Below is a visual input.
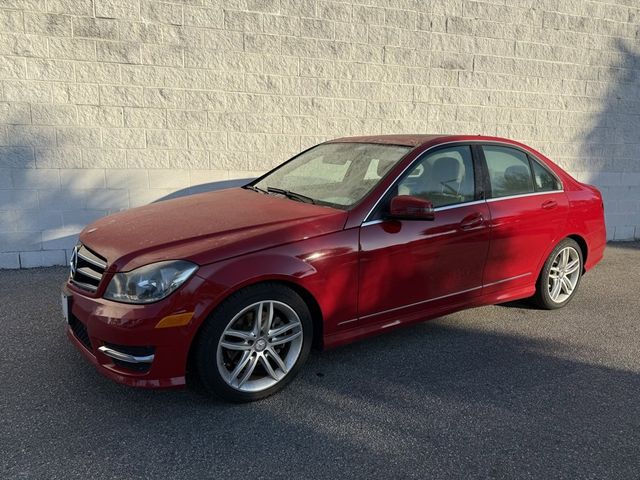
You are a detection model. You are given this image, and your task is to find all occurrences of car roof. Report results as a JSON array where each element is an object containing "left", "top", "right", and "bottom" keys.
[
  {"left": 327, "top": 134, "right": 521, "bottom": 149},
  {"left": 327, "top": 134, "right": 445, "bottom": 147}
]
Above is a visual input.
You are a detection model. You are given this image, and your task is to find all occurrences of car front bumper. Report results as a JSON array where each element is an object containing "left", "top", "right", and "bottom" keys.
[{"left": 62, "top": 276, "right": 212, "bottom": 389}]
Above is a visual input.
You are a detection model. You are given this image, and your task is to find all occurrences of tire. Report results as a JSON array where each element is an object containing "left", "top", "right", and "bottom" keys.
[
  {"left": 531, "top": 238, "right": 584, "bottom": 310},
  {"left": 194, "top": 283, "right": 313, "bottom": 402}
]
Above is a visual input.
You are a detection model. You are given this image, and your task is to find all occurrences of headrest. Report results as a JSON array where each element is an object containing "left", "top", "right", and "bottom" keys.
[
  {"left": 504, "top": 165, "right": 529, "bottom": 182},
  {"left": 431, "top": 156, "right": 462, "bottom": 180}
]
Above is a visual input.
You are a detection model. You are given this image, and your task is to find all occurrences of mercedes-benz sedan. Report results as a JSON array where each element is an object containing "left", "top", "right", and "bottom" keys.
[{"left": 63, "top": 135, "right": 606, "bottom": 402}]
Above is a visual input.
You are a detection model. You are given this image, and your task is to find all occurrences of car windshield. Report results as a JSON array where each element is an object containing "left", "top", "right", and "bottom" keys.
[{"left": 250, "top": 142, "right": 411, "bottom": 208}]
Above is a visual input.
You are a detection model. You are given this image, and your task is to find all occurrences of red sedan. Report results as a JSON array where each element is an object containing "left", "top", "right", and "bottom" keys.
[{"left": 63, "top": 135, "right": 606, "bottom": 402}]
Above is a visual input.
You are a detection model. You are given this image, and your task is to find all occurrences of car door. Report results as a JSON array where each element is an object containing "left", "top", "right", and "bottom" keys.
[
  {"left": 480, "top": 144, "right": 569, "bottom": 296},
  {"left": 357, "top": 145, "right": 491, "bottom": 325}
]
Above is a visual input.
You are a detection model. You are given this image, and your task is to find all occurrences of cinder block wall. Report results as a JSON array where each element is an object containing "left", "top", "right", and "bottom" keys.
[{"left": 1, "top": 0, "right": 639, "bottom": 268}]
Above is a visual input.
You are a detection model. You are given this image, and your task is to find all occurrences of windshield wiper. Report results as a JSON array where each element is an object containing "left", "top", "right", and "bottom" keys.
[
  {"left": 266, "top": 187, "right": 316, "bottom": 204},
  {"left": 244, "top": 185, "right": 268, "bottom": 194}
]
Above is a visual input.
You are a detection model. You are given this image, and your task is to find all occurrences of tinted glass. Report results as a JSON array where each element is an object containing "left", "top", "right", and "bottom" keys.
[
  {"left": 483, "top": 146, "right": 534, "bottom": 198},
  {"left": 397, "top": 146, "right": 475, "bottom": 208},
  {"left": 531, "top": 160, "right": 561, "bottom": 192},
  {"left": 253, "top": 143, "right": 410, "bottom": 208}
]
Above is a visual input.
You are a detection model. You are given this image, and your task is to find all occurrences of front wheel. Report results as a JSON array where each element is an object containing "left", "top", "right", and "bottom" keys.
[
  {"left": 195, "top": 284, "right": 312, "bottom": 402},
  {"left": 532, "top": 238, "right": 583, "bottom": 310}
]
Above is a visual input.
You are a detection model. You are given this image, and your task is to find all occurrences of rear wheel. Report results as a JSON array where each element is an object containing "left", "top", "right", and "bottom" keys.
[
  {"left": 532, "top": 238, "right": 583, "bottom": 310},
  {"left": 195, "top": 284, "right": 312, "bottom": 402}
]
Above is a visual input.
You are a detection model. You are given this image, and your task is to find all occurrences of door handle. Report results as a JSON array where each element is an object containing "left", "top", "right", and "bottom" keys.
[
  {"left": 460, "top": 213, "right": 484, "bottom": 230},
  {"left": 542, "top": 200, "right": 557, "bottom": 210}
]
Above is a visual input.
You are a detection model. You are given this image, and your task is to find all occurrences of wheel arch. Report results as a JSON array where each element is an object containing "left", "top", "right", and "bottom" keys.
[
  {"left": 186, "top": 278, "right": 325, "bottom": 381},
  {"left": 567, "top": 234, "right": 588, "bottom": 272}
]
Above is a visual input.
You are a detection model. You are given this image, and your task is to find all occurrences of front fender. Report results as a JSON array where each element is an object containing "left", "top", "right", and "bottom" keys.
[{"left": 192, "top": 229, "right": 360, "bottom": 338}]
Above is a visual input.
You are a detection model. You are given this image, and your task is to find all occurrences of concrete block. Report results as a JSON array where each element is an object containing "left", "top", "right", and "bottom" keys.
[
  {"left": 41, "top": 226, "right": 79, "bottom": 250},
  {"left": 614, "top": 226, "right": 635, "bottom": 241},
  {"left": 0, "top": 147, "right": 36, "bottom": 168},
  {"left": 184, "top": 6, "right": 224, "bottom": 28},
  {"left": 106, "top": 168, "right": 148, "bottom": 189},
  {"left": 0, "top": 253, "right": 20, "bottom": 269},
  {"left": 123, "top": 108, "right": 166, "bottom": 128},
  {"left": 82, "top": 149, "right": 127, "bottom": 168},
  {"left": 35, "top": 148, "right": 83, "bottom": 168},
  {"left": 167, "top": 110, "right": 207, "bottom": 130},
  {"left": 128, "top": 188, "right": 175, "bottom": 208},
  {"left": 56, "top": 127, "right": 101, "bottom": 148},
  {"left": 147, "top": 129, "right": 186, "bottom": 149},
  {"left": 224, "top": 10, "right": 262, "bottom": 32},
  {"left": 0, "top": 102, "right": 31, "bottom": 124},
  {"left": 48, "top": 37, "right": 96, "bottom": 61},
  {"left": 102, "top": 129, "right": 146, "bottom": 149},
  {"left": 188, "top": 131, "right": 227, "bottom": 150},
  {"left": 0, "top": 9, "right": 24, "bottom": 33},
  {"left": 96, "top": 40, "right": 141, "bottom": 64},
  {"left": 15, "top": 210, "right": 64, "bottom": 231},
  {"left": 0, "top": 189, "right": 38, "bottom": 210},
  {"left": 11, "top": 169, "right": 60, "bottom": 189},
  {"left": 31, "top": 104, "right": 77, "bottom": 125},
  {"left": 62, "top": 209, "right": 106, "bottom": 228},
  {"left": 77, "top": 105, "right": 123, "bottom": 127},
  {"left": 141, "top": 1, "right": 183, "bottom": 25},
  {"left": 4, "top": 80, "right": 51, "bottom": 103},
  {"left": 141, "top": 44, "right": 183, "bottom": 67},
  {"left": 126, "top": 149, "right": 169, "bottom": 168},
  {"left": 24, "top": 12, "right": 72, "bottom": 37},
  {"left": 73, "top": 17, "right": 120, "bottom": 40},
  {"left": 60, "top": 169, "right": 106, "bottom": 188},
  {"left": 83, "top": 188, "right": 129, "bottom": 210},
  {"left": 168, "top": 150, "right": 208, "bottom": 169},
  {"left": 119, "top": 21, "right": 163, "bottom": 43},
  {"left": 95, "top": 0, "right": 140, "bottom": 20},
  {"left": 20, "top": 249, "right": 67, "bottom": 267},
  {"left": 148, "top": 169, "right": 190, "bottom": 189},
  {"left": 1, "top": 231, "right": 42, "bottom": 251},
  {"left": 47, "top": 0, "right": 94, "bottom": 16}
]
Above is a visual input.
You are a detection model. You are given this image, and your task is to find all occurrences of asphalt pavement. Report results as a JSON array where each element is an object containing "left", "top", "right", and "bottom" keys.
[{"left": 1, "top": 243, "right": 639, "bottom": 479}]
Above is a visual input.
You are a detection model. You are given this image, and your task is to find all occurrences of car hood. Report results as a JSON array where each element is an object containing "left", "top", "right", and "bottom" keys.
[{"left": 79, "top": 188, "right": 348, "bottom": 271}]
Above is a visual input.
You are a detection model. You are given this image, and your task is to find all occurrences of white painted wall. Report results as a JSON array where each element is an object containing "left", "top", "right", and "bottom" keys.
[{"left": 1, "top": 0, "right": 639, "bottom": 268}]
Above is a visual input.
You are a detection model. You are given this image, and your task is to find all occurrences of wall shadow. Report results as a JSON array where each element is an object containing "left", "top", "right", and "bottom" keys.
[
  {"left": 153, "top": 178, "right": 253, "bottom": 203},
  {"left": 580, "top": 39, "right": 640, "bottom": 240}
]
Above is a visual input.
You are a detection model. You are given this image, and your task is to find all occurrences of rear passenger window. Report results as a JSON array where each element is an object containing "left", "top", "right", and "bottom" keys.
[
  {"left": 483, "top": 146, "right": 534, "bottom": 198},
  {"left": 531, "top": 160, "right": 561, "bottom": 192}
]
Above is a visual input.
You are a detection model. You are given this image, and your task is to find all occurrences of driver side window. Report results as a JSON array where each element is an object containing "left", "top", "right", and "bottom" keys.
[{"left": 397, "top": 146, "right": 475, "bottom": 208}]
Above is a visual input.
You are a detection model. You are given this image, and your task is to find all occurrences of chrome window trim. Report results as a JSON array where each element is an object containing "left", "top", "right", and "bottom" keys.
[
  {"left": 482, "top": 143, "right": 564, "bottom": 195},
  {"left": 361, "top": 139, "right": 564, "bottom": 224},
  {"left": 360, "top": 199, "right": 487, "bottom": 227},
  {"left": 527, "top": 153, "right": 564, "bottom": 192},
  {"left": 434, "top": 199, "right": 486, "bottom": 211},
  {"left": 485, "top": 189, "right": 563, "bottom": 203}
]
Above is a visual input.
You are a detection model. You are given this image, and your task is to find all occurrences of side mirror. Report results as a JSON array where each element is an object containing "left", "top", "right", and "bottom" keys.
[{"left": 389, "top": 195, "right": 435, "bottom": 221}]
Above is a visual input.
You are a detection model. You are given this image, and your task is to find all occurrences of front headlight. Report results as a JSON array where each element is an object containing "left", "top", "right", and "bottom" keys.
[{"left": 104, "top": 260, "right": 198, "bottom": 304}]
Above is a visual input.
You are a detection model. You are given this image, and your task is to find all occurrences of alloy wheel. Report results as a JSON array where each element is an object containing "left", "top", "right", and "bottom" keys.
[
  {"left": 547, "top": 246, "right": 581, "bottom": 303},
  {"left": 216, "top": 300, "right": 303, "bottom": 392}
]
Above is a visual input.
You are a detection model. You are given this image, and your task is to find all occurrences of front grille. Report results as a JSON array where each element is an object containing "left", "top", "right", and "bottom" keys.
[
  {"left": 68, "top": 314, "right": 92, "bottom": 351},
  {"left": 69, "top": 244, "right": 107, "bottom": 292}
]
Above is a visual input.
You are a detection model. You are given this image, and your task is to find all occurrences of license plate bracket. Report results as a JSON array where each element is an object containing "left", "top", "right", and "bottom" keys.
[{"left": 61, "top": 293, "right": 71, "bottom": 323}]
